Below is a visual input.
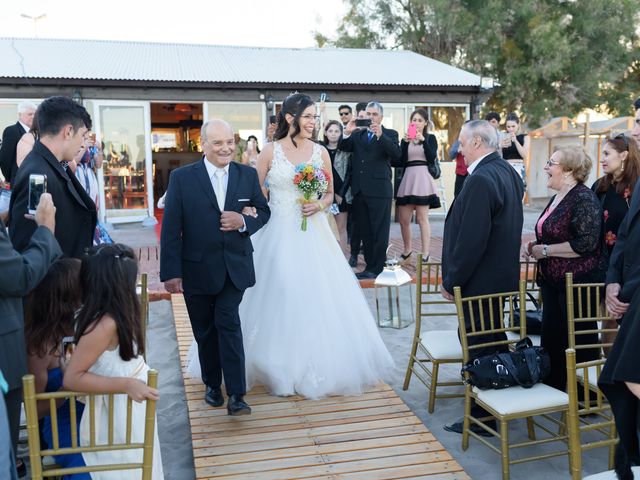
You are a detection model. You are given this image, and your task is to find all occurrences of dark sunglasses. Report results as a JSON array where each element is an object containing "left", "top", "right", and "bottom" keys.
[
  {"left": 339, "top": 111, "right": 351, "bottom": 116},
  {"left": 612, "top": 133, "right": 629, "bottom": 150}
]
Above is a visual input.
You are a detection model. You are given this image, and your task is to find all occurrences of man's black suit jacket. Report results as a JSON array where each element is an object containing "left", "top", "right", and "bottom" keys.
[
  {"left": 606, "top": 176, "right": 640, "bottom": 302},
  {"left": 8, "top": 141, "right": 97, "bottom": 258},
  {"left": 0, "top": 122, "right": 27, "bottom": 183},
  {"left": 338, "top": 126, "right": 402, "bottom": 198},
  {"left": 0, "top": 221, "right": 61, "bottom": 390},
  {"left": 160, "top": 159, "right": 270, "bottom": 295},
  {"left": 442, "top": 151, "right": 524, "bottom": 296}
]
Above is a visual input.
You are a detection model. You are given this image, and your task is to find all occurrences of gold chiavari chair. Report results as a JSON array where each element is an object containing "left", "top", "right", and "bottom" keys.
[
  {"left": 565, "top": 272, "right": 618, "bottom": 479},
  {"left": 22, "top": 370, "right": 158, "bottom": 480},
  {"left": 402, "top": 257, "right": 463, "bottom": 413},
  {"left": 137, "top": 272, "right": 149, "bottom": 359},
  {"left": 455, "top": 281, "right": 570, "bottom": 480}
]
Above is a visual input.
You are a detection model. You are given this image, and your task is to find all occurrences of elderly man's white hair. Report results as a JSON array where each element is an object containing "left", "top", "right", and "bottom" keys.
[
  {"left": 17, "top": 101, "right": 37, "bottom": 114},
  {"left": 200, "top": 119, "right": 233, "bottom": 143},
  {"left": 462, "top": 120, "right": 500, "bottom": 150}
]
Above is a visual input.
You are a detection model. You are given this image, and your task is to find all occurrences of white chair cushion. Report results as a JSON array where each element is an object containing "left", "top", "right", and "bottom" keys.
[
  {"left": 474, "top": 383, "right": 568, "bottom": 415},
  {"left": 576, "top": 365, "right": 600, "bottom": 389},
  {"left": 505, "top": 331, "right": 541, "bottom": 346},
  {"left": 584, "top": 467, "right": 640, "bottom": 480},
  {"left": 420, "top": 330, "right": 463, "bottom": 361}
]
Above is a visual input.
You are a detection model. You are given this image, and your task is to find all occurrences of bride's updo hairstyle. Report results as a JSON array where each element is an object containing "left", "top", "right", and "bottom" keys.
[{"left": 274, "top": 93, "right": 314, "bottom": 147}]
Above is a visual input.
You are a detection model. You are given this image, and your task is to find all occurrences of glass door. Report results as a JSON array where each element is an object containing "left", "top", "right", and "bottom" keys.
[{"left": 91, "top": 101, "right": 153, "bottom": 224}]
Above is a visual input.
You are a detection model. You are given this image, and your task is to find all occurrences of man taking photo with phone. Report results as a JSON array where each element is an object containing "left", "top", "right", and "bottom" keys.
[
  {"left": 339, "top": 101, "right": 402, "bottom": 279},
  {"left": 9, "top": 96, "right": 96, "bottom": 258}
]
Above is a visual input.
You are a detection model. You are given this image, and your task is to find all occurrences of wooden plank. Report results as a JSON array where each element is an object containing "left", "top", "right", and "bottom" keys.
[
  {"left": 197, "top": 452, "right": 455, "bottom": 480},
  {"left": 195, "top": 433, "right": 438, "bottom": 467},
  {"left": 197, "top": 445, "right": 450, "bottom": 477},
  {"left": 305, "top": 464, "right": 470, "bottom": 480},
  {"left": 191, "top": 416, "right": 423, "bottom": 449}
]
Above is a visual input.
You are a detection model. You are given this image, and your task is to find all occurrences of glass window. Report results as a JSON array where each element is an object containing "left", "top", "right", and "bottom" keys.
[
  {"left": 381, "top": 107, "right": 408, "bottom": 137},
  {"left": 430, "top": 106, "right": 467, "bottom": 161},
  {"left": 99, "top": 105, "right": 148, "bottom": 213},
  {"left": 0, "top": 103, "right": 19, "bottom": 131}
]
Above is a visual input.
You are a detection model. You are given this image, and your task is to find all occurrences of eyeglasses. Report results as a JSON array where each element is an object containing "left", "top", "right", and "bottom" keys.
[
  {"left": 339, "top": 111, "right": 351, "bottom": 116},
  {"left": 612, "top": 133, "right": 629, "bottom": 150},
  {"left": 545, "top": 159, "right": 560, "bottom": 167},
  {"left": 300, "top": 114, "right": 320, "bottom": 121}
]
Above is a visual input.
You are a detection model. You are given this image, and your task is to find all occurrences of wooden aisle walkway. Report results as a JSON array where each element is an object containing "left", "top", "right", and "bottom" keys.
[{"left": 171, "top": 295, "right": 469, "bottom": 480}]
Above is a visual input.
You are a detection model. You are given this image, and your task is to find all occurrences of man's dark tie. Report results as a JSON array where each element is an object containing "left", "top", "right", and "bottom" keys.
[{"left": 367, "top": 131, "right": 374, "bottom": 143}]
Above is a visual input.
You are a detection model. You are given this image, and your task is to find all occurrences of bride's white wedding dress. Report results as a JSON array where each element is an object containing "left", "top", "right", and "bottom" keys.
[{"left": 187, "top": 141, "right": 393, "bottom": 399}]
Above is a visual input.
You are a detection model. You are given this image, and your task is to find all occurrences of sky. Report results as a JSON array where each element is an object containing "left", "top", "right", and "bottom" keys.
[{"left": 0, "top": 0, "right": 345, "bottom": 48}]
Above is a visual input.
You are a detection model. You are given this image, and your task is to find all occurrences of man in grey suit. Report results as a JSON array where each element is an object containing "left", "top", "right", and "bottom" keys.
[{"left": 0, "top": 193, "right": 61, "bottom": 465}]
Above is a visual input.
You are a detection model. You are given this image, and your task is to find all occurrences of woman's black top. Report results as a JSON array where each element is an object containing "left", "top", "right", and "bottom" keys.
[
  {"left": 502, "top": 134, "right": 526, "bottom": 160},
  {"left": 591, "top": 178, "right": 631, "bottom": 258}
]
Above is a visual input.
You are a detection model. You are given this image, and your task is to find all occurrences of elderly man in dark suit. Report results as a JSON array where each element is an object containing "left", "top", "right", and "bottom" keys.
[
  {"left": 0, "top": 101, "right": 37, "bottom": 185},
  {"left": 440, "top": 119, "right": 524, "bottom": 435},
  {"left": 339, "top": 101, "right": 402, "bottom": 279},
  {"left": 9, "top": 96, "right": 96, "bottom": 258},
  {"left": 161, "top": 119, "right": 270, "bottom": 415},
  {"left": 0, "top": 193, "right": 61, "bottom": 470}
]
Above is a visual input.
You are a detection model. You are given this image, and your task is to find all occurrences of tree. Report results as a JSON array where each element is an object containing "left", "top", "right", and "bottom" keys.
[{"left": 317, "top": 0, "right": 640, "bottom": 126}]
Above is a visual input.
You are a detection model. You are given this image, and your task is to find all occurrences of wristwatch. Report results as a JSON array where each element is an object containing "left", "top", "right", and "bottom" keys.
[{"left": 542, "top": 245, "right": 549, "bottom": 258}]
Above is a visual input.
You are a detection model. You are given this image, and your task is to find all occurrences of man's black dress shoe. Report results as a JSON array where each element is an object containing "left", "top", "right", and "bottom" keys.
[
  {"left": 227, "top": 394, "right": 251, "bottom": 416},
  {"left": 205, "top": 386, "right": 224, "bottom": 407},
  {"left": 348, "top": 255, "right": 358, "bottom": 267},
  {"left": 444, "top": 420, "right": 496, "bottom": 438},
  {"left": 356, "top": 270, "right": 377, "bottom": 280}
]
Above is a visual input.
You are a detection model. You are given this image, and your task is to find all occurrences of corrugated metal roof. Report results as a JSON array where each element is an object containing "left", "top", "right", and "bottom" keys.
[{"left": 0, "top": 37, "right": 481, "bottom": 88}]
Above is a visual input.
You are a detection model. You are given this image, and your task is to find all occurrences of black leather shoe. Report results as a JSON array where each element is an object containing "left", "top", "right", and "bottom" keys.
[
  {"left": 356, "top": 271, "right": 377, "bottom": 280},
  {"left": 227, "top": 394, "right": 251, "bottom": 416},
  {"left": 205, "top": 386, "right": 224, "bottom": 407},
  {"left": 444, "top": 420, "right": 496, "bottom": 438},
  {"left": 348, "top": 255, "right": 358, "bottom": 267}
]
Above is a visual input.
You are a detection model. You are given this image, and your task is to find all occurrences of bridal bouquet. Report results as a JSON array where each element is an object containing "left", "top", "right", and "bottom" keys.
[{"left": 293, "top": 163, "right": 330, "bottom": 231}]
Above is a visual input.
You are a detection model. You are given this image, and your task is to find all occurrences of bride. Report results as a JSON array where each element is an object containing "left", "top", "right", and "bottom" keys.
[{"left": 188, "top": 93, "right": 393, "bottom": 399}]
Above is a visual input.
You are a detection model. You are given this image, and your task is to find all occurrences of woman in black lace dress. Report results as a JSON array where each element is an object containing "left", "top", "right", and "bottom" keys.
[{"left": 525, "top": 146, "right": 606, "bottom": 390}]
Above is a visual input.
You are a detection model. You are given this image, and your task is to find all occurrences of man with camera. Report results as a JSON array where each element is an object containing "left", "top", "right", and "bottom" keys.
[
  {"left": 1, "top": 193, "right": 61, "bottom": 476},
  {"left": 9, "top": 96, "right": 96, "bottom": 258},
  {"left": 339, "top": 101, "right": 401, "bottom": 279}
]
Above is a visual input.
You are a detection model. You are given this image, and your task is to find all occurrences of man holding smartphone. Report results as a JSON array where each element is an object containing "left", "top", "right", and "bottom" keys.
[
  {"left": 339, "top": 101, "right": 402, "bottom": 279},
  {"left": 9, "top": 96, "right": 96, "bottom": 258},
  {"left": 1, "top": 193, "right": 61, "bottom": 475}
]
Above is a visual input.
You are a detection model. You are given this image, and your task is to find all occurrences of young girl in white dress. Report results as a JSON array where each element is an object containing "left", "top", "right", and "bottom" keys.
[
  {"left": 63, "top": 244, "right": 163, "bottom": 479},
  {"left": 188, "top": 93, "right": 393, "bottom": 399}
]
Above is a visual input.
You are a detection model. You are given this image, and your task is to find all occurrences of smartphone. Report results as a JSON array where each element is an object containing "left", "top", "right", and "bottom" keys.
[
  {"left": 269, "top": 114, "right": 277, "bottom": 124},
  {"left": 501, "top": 131, "right": 511, "bottom": 144},
  {"left": 407, "top": 123, "right": 417, "bottom": 140},
  {"left": 320, "top": 93, "right": 327, "bottom": 102},
  {"left": 355, "top": 118, "right": 372, "bottom": 128},
  {"left": 0, "top": 188, "right": 10, "bottom": 216},
  {"left": 28, "top": 173, "right": 47, "bottom": 214},
  {"left": 62, "top": 336, "right": 76, "bottom": 357}
]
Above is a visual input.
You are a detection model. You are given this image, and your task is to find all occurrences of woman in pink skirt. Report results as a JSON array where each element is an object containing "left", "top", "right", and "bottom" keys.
[{"left": 397, "top": 109, "right": 441, "bottom": 264}]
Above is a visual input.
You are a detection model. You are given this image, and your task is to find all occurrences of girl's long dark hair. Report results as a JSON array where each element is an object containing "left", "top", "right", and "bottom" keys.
[
  {"left": 596, "top": 134, "right": 640, "bottom": 198},
  {"left": 274, "top": 93, "right": 315, "bottom": 147},
  {"left": 75, "top": 244, "right": 143, "bottom": 361},
  {"left": 24, "top": 259, "right": 82, "bottom": 357}
]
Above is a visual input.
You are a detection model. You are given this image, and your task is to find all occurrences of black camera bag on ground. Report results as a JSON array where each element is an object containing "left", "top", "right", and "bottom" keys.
[
  {"left": 461, "top": 337, "right": 551, "bottom": 390},
  {"left": 512, "top": 292, "right": 543, "bottom": 335}
]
